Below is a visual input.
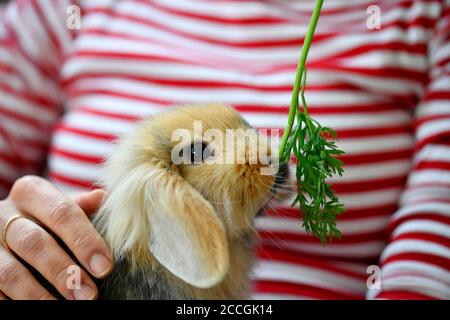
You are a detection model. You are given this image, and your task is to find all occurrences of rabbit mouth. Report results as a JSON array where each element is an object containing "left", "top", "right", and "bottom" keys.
[{"left": 256, "top": 162, "right": 289, "bottom": 217}]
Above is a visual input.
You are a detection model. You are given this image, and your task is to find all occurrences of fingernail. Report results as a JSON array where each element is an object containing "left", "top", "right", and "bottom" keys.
[
  {"left": 90, "top": 253, "right": 112, "bottom": 277},
  {"left": 73, "top": 283, "right": 97, "bottom": 300}
]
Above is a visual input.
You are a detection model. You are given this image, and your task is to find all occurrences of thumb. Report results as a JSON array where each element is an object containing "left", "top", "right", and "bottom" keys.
[{"left": 71, "top": 189, "right": 106, "bottom": 216}]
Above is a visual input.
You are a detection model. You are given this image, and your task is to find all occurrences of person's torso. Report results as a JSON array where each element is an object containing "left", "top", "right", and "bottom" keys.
[{"left": 49, "top": 0, "right": 440, "bottom": 262}]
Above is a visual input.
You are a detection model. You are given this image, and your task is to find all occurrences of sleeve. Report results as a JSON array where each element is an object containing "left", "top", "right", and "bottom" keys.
[
  {"left": 0, "top": 0, "right": 77, "bottom": 197},
  {"left": 367, "top": 1, "right": 450, "bottom": 300}
]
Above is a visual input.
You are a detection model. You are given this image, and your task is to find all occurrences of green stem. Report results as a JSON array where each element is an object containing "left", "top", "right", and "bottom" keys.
[
  {"left": 300, "top": 69, "right": 314, "bottom": 134},
  {"left": 279, "top": 0, "right": 324, "bottom": 159}
]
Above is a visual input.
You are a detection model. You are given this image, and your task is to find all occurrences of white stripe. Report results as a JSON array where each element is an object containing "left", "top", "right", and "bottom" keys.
[
  {"left": 265, "top": 240, "right": 386, "bottom": 258},
  {"left": 0, "top": 48, "right": 58, "bottom": 99},
  {"left": 379, "top": 276, "right": 450, "bottom": 299},
  {"left": 337, "top": 71, "right": 422, "bottom": 95},
  {"left": 414, "top": 144, "right": 450, "bottom": 164},
  {"left": 0, "top": 161, "right": 18, "bottom": 181},
  {"left": 276, "top": 186, "right": 401, "bottom": 210},
  {"left": 339, "top": 188, "right": 402, "bottom": 209},
  {"left": 39, "top": 0, "right": 72, "bottom": 55},
  {"left": 49, "top": 155, "right": 100, "bottom": 182},
  {"left": 70, "top": 76, "right": 383, "bottom": 107},
  {"left": 431, "top": 42, "right": 450, "bottom": 66},
  {"left": 63, "top": 112, "right": 134, "bottom": 136},
  {"left": 381, "top": 261, "right": 450, "bottom": 287},
  {"left": 417, "top": 119, "right": 450, "bottom": 141},
  {"left": 417, "top": 101, "right": 450, "bottom": 118},
  {"left": 391, "top": 220, "right": 450, "bottom": 239},
  {"left": 80, "top": 12, "right": 434, "bottom": 67},
  {"left": 252, "top": 260, "right": 366, "bottom": 293},
  {"left": 380, "top": 239, "right": 450, "bottom": 262},
  {"left": 0, "top": 125, "right": 42, "bottom": 162},
  {"left": 118, "top": 2, "right": 309, "bottom": 41},
  {"left": 336, "top": 134, "right": 413, "bottom": 154},
  {"left": 341, "top": 50, "right": 427, "bottom": 71},
  {"left": 401, "top": 186, "right": 450, "bottom": 205},
  {"left": 154, "top": 0, "right": 378, "bottom": 18},
  {"left": 47, "top": 177, "right": 87, "bottom": 194},
  {"left": 427, "top": 75, "right": 450, "bottom": 91},
  {"left": 69, "top": 95, "right": 167, "bottom": 117},
  {"left": 251, "top": 294, "right": 306, "bottom": 300},
  {"left": 392, "top": 202, "right": 450, "bottom": 220},
  {"left": 52, "top": 132, "right": 114, "bottom": 157},
  {"left": 63, "top": 57, "right": 338, "bottom": 86},
  {"left": 229, "top": 112, "right": 410, "bottom": 130},
  {"left": 329, "top": 159, "right": 411, "bottom": 182},
  {"left": 256, "top": 215, "right": 390, "bottom": 235},
  {"left": 0, "top": 116, "right": 49, "bottom": 143},
  {"left": 0, "top": 71, "right": 25, "bottom": 92},
  {"left": 63, "top": 55, "right": 416, "bottom": 94},
  {"left": 0, "top": 90, "right": 55, "bottom": 124},
  {"left": 20, "top": 1, "right": 58, "bottom": 65},
  {"left": 408, "top": 170, "right": 450, "bottom": 186},
  {"left": 5, "top": 4, "right": 41, "bottom": 64}
]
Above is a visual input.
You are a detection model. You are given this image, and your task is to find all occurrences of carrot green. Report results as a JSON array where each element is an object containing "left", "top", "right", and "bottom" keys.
[{"left": 278, "top": 0, "right": 345, "bottom": 243}]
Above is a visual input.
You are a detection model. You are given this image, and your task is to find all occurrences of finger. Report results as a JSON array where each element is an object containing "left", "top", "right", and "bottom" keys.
[
  {"left": 0, "top": 291, "right": 9, "bottom": 300},
  {"left": 0, "top": 245, "right": 54, "bottom": 300},
  {"left": 1, "top": 214, "right": 98, "bottom": 300},
  {"left": 9, "top": 176, "right": 114, "bottom": 278},
  {"left": 71, "top": 189, "right": 106, "bottom": 216}
]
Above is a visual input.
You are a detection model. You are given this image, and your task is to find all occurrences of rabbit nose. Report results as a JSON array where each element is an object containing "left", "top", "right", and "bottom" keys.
[{"left": 275, "top": 162, "right": 289, "bottom": 186}]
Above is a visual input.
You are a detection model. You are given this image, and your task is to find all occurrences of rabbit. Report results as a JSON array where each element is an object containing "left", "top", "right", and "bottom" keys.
[{"left": 93, "top": 104, "right": 289, "bottom": 299}]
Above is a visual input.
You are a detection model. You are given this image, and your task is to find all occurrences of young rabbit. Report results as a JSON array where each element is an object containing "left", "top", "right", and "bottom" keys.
[{"left": 93, "top": 104, "right": 288, "bottom": 299}]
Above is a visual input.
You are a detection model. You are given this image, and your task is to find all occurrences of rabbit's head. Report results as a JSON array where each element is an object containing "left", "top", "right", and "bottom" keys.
[{"left": 95, "top": 104, "right": 288, "bottom": 288}]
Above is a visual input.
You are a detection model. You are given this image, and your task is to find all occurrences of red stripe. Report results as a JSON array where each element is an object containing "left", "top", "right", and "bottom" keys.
[
  {"left": 382, "top": 253, "right": 450, "bottom": 271},
  {"left": 389, "top": 213, "right": 450, "bottom": 234},
  {"left": 326, "top": 42, "right": 427, "bottom": 61},
  {"left": 0, "top": 82, "right": 57, "bottom": 111},
  {"left": 50, "top": 147, "right": 104, "bottom": 164},
  {"left": 423, "top": 91, "right": 450, "bottom": 101},
  {"left": 0, "top": 61, "right": 14, "bottom": 75},
  {"left": 49, "top": 172, "right": 98, "bottom": 189},
  {"left": 0, "top": 176, "right": 13, "bottom": 190},
  {"left": 312, "top": 64, "right": 426, "bottom": 83},
  {"left": 416, "top": 130, "right": 450, "bottom": 151},
  {"left": 414, "top": 115, "right": 450, "bottom": 128},
  {"left": 413, "top": 161, "right": 450, "bottom": 171},
  {"left": 264, "top": 204, "right": 398, "bottom": 220},
  {"left": 253, "top": 280, "right": 363, "bottom": 300},
  {"left": 76, "top": 106, "right": 142, "bottom": 122},
  {"left": 31, "top": 0, "right": 62, "bottom": 56},
  {"left": 259, "top": 230, "right": 387, "bottom": 245},
  {"left": 375, "top": 291, "right": 437, "bottom": 300},
  {"left": 256, "top": 247, "right": 367, "bottom": 280},
  {"left": 338, "top": 149, "right": 413, "bottom": 165},
  {"left": 63, "top": 71, "right": 366, "bottom": 93},
  {"left": 2, "top": 9, "right": 55, "bottom": 79},
  {"left": 0, "top": 106, "right": 46, "bottom": 129},
  {"left": 55, "top": 124, "right": 117, "bottom": 141},
  {"left": 66, "top": 88, "right": 171, "bottom": 107},
  {"left": 82, "top": 8, "right": 332, "bottom": 49},
  {"left": 330, "top": 176, "right": 407, "bottom": 194},
  {"left": 142, "top": 0, "right": 286, "bottom": 25},
  {"left": 391, "top": 232, "right": 450, "bottom": 249}
]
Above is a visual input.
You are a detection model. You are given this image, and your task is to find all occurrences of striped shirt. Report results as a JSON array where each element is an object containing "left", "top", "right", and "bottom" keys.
[{"left": 0, "top": 0, "right": 449, "bottom": 299}]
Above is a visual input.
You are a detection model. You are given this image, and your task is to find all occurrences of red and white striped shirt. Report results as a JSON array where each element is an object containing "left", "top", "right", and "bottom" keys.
[{"left": 0, "top": 0, "right": 449, "bottom": 299}]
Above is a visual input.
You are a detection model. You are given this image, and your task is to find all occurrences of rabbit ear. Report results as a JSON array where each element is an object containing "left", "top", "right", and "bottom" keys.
[{"left": 143, "top": 164, "right": 230, "bottom": 288}]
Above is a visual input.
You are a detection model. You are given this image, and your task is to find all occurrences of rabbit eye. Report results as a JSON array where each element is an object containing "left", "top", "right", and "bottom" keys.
[{"left": 190, "top": 142, "right": 211, "bottom": 164}]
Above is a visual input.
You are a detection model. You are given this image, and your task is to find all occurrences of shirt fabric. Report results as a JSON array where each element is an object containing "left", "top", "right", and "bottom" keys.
[{"left": 0, "top": 0, "right": 449, "bottom": 299}]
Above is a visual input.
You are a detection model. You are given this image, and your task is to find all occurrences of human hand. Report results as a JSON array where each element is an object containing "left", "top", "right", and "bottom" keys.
[{"left": 0, "top": 176, "right": 114, "bottom": 300}]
